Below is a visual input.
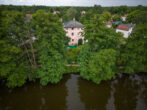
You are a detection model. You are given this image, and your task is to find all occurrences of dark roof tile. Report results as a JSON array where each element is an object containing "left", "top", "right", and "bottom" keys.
[{"left": 63, "top": 20, "right": 83, "bottom": 28}]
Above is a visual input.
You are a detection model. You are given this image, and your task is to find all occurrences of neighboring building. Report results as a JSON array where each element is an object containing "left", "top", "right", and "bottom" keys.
[
  {"left": 122, "top": 14, "right": 128, "bottom": 21},
  {"left": 53, "top": 10, "right": 60, "bottom": 14},
  {"left": 25, "top": 14, "right": 32, "bottom": 22},
  {"left": 116, "top": 24, "right": 134, "bottom": 38},
  {"left": 63, "top": 19, "right": 84, "bottom": 46},
  {"left": 81, "top": 11, "right": 86, "bottom": 15},
  {"left": 106, "top": 22, "right": 112, "bottom": 28},
  {"left": 113, "top": 21, "right": 122, "bottom": 25}
]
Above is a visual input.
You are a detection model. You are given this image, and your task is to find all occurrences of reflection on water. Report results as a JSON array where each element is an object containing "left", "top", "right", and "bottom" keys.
[
  {"left": 0, "top": 73, "right": 147, "bottom": 110},
  {"left": 113, "top": 74, "right": 139, "bottom": 110},
  {"left": 0, "top": 75, "right": 69, "bottom": 110},
  {"left": 78, "top": 76, "right": 111, "bottom": 110},
  {"left": 66, "top": 74, "right": 85, "bottom": 110}
]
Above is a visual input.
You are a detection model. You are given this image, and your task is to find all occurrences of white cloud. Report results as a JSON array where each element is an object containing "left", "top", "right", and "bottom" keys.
[{"left": 0, "top": 0, "right": 147, "bottom": 6}]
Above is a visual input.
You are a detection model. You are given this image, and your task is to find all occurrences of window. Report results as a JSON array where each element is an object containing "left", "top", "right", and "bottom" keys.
[
  {"left": 72, "top": 33, "right": 74, "bottom": 36},
  {"left": 72, "top": 39, "right": 74, "bottom": 42},
  {"left": 72, "top": 28, "right": 74, "bottom": 30}
]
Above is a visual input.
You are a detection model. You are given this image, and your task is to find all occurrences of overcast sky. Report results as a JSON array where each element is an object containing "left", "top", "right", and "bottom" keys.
[{"left": 0, "top": 0, "right": 147, "bottom": 6}]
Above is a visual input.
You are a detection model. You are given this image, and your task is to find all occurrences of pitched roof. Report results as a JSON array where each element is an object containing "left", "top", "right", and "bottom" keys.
[
  {"left": 113, "top": 21, "right": 122, "bottom": 25},
  {"left": 106, "top": 21, "right": 112, "bottom": 25},
  {"left": 63, "top": 20, "right": 83, "bottom": 28},
  {"left": 122, "top": 14, "right": 128, "bottom": 17},
  {"left": 117, "top": 24, "right": 133, "bottom": 31},
  {"left": 25, "top": 14, "right": 32, "bottom": 19}
]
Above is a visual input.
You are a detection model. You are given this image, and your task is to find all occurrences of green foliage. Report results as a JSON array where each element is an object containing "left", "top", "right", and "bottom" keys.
[
  {"left": 0, "top": 11, "right": 30, "bottom": 87},
  {"left": 78, "top": 38, "right": 83, "bottom": 46},
  {"left": 101, "top": 11, "right": 111, "bottom": 21},
  {"left": 127, "top": 10, "right": 147, "bottom": 24},
  {"left": 120, "top": 23, "right": 147, "bottom": 73},
  {"left": 78, "top": 44, "right": 91, "bottom": 80},
  {"left": 0, "top": 40, "right": 28, "bottom": 87},
  {"left": 63, "top": 8, "right": 77, "bottom": 21},
  {"left": 112, "top": 15, "right": 121, "bottom": 21},
  {"left": 32, "top": 10, "right": 66, "bottom": 86},
  {"left": 65, "top": 36, "right": 70, "bottom": 45},
  {"left": 0, "top": 5, "right": 147, "bottom": 88},
  {"left": 78, "top": 16, "right": 122, "bottom": 84},
  {"left": 79, "top": 10, "right": 95, "bottom": 24},
  {"left": 67, "top": 46, "right": 81, "bottom": 64},
  {"left": 84, "top": 14, "right": 122, "bottom": 51},
  {"left": 88, "top": 49, "right": 117, "bottom": 84},
  {"left": 65, "top": 66, "right": 79, "bottom": 73}
]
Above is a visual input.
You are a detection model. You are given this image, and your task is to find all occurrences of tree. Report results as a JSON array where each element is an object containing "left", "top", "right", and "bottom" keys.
[
  {"left": 65, "top": 36, "right": 70, "bottom": 45},
  {"left": 0, "top": 11, "right": 29, "bottom": 87},
  {"left": 78, "top": 38, "right": 83, "bottom": 46},
  {"left": 101, "top": 11, "right": 111, "bottom": 21},
  {"left": 63, "top": 8, "right": 77, "bottom": 21},
  {"left": 79, "top": 10, "right": 95, "bottom": 24},
  {"left": 88, "top": 49, "right": 117, "bottom": 84},
  {"left": 78, "top": 15, "right": 122, "bottom": 84},
  {"left": 112, "top": 14, "right": 121, "bottom": 21},
  {"left": 127, "top": 10, "right": 147, "bottom": 24},
  {"left": 120, "top": 23, "right": 147, "bottom": 73},
  {"left": 31, "top": 10, "right": 66, "bottom": 86}
]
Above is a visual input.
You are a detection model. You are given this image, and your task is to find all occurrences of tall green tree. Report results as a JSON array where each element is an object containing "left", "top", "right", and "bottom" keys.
[
  {"left": 101, "top": 11, "right": 111, "bottom": 21},
  {"left": 32, "top": 10, "right": 66, "bottom": 86},
  {"left": 0, "top": 11, "right": 30, "bottom": 87},
  {"left": 88, "top": 49, "right": 117, "bottom": 84},
  {"left": 127, "top": 10, "right": 147, "bottom": 24},
  {"left": 63, "top": 7, "right": 77, "bottom": 21},
  {"left": 78, "top": 14, "right": 122, "bottom": 84},
  {"left": 120, "top": 23, "right": 147, "bottom": 73}
]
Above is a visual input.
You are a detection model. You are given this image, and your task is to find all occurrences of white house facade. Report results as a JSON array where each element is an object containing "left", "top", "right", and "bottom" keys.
[
  {"left": 116, "top": 24, "right": 134, "bottom": 38},
  {"left": 106, "top": 22, "right": 112, "bottom": 28},
  {"left": 121, "top": 14, "right": 128, "bottom": 22}
]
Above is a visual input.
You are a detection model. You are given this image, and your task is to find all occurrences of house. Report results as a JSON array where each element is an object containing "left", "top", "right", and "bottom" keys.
[
  {"left": 121, "top": 14, "right": 128, "bottom": 21},
  {"left": 106, "top": 22, "right": 112, "bottom": 28},
  {"left": 113, "top": 21, "right": 122, "bottom": 25},
  {"left": 63, "top": 19, "right": 84, "bottom": 46},
  {"left": 53, "top": 11, "right": 60, "bottom": 14},
  {"left": 25, "top": 14, "right": 32, "bottom": 22},
  {"left": 81, "top": 11, "right": 86, "bottom": 15},
  {"left": 116, "top": 24, "right": 134, "bottom": 38}
]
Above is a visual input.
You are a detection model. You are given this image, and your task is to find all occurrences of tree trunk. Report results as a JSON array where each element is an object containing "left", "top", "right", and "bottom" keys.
[
  {"left": 28, "top": 30, "right": 37, "bottom": 68},
  {"left": 20, "top": 38, "right": 33, "bottom": 67}
]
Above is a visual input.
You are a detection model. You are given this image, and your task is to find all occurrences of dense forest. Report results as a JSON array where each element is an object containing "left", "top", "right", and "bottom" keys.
[{"left": 0, "top": 5, "right": 147, "bottom": 87}]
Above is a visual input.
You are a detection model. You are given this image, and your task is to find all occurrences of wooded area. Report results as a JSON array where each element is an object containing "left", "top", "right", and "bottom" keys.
[{"left": 0, "top": 5, "right": 147, "bottom": 87}]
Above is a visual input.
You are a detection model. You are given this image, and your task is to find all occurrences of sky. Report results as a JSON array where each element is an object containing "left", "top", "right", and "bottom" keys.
[{"left": 0, "top": 0, "right": 147, "bottom": 6}]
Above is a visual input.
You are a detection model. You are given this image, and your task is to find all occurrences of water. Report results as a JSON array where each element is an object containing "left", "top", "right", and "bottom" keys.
[{"left": 0, "top": 73, "right": 147, "bottom": 110}]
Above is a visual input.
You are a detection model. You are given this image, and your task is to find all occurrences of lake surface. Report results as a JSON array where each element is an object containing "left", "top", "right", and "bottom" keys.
[{"left": 0, "top": 73, "right": 147, "bottom": 110}]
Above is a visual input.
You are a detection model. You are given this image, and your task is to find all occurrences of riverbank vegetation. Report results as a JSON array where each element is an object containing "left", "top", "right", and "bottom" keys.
[{"left": 0, "top": 5, "right": 147, "bottom": 87}]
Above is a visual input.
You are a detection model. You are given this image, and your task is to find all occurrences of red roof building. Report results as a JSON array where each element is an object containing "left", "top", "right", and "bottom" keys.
[
  {"left": 25, "top": 14, "right": 32, "bottom": 19},
  {"left": 117, "top": 25, "right": 130, "bottom": 31}
]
